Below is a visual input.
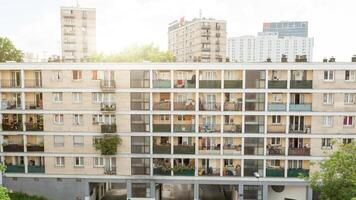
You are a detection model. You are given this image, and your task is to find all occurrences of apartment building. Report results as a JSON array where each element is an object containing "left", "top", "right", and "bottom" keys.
[
  {"left": 263, "top": 21, "right": 308, "bottom": 38},
  {"left": 60, "top": 7, "right": 96, "bottom": 62},
  {"left": 1, "top": 62, "right": 356, "bottom": 200},
  {"left": 168, "top": 17, "right": 227, "bottom": 62}
]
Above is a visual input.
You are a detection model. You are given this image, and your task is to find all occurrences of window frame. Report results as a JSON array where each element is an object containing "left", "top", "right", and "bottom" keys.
[
  {"left": 55, "top": 157, "right": 65, "bottom": 167},
  {"left": 323, "top": 70, "right": 334, "bottom": 81},
  {"left": 74, "top": 157, "right": 84, "bottom": 167}
]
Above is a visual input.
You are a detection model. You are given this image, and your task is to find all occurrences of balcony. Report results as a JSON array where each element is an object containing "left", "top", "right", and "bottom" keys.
[
  {"left": 0, "top": 79, "right": 21, "bottom": 88},
  {"left": 2, "top": 122, "right": 23, "bottom": 131},
  {"left": 267, "top": 145, "right": 285, "bottom": 155},
  {"left": 173, "top": 168, "right": 195, "bottom": 176},
  {"left": 100, "top": 80, "right": 116, "bottom": 90},
  {"left": 100, "top": 103, "right": 116, "bottom": 112},
  {"left": 101, "top": 124, "right": 117, "bottom": 133},
  {"left": 153, "top": 102, "right": 170, "bottom": 110},
  {"left": 174, "top": 145, "right": 195, "bottom": 154},
  {"left": 287, "top": 168, "right": 309, "bottom": 177},
  {"left": 224, "top": 101, "right": 242, "bottom": 111},
  {"left": 266, "top": 168, "right": 284, "bottom": 177},
  {"left": 288, "top": 148, "right": 310, "bottom": 156},
  {"left": 27, "top": 144, "right": 44, "bottom": 152},
  {"left": 289, "top": 125, "right": 311, "bottom": 134},
  {"left": 290, "top": 80, "right": 313, "bottom": 89},
  {"left": 174, "top": 124, "right": 195, "bottom": 132},
  {"left": 174, "top": 80, "right": 196, "bottom": 88},
  {"left": 24, "top": 79, "right": 42, "bottom": 88},
  {"left": 245, "top": 124, "right": 264, "bottom": 133},
  {"left": 223, "top": 144, "right": 242, "bottom": 155},
  {"left": 5, "top": 165, "right": 25, "bottom": 173},
  {"left": 153, "top": 80, "right": 171, "bottom": 88},
  {"left": 224, "top": 80, "right": 242, "bottom": 88},
  {"left": 174, "top": 101, "right": 195, "bottom": 111},
  {"left": 153, "top": 124, "right": 171, "bottom": 132},
  {"left": 268, "top": 103, "right": 286, "bottom": 111},
  {"left": 289, "top": 104, "right": 312, "bottom": 111},
  {"left": 131, "top": 123, "right": 149, "bottom": 132},
  {"left": 28, "top": 165, "right": 45, "bottom": 173},
  {"left": 199, "top": 102, "right": 221, "bottom": 111},
  {"left": 153, "top": 167, "right": 171, "bottom": 176},
  {"left": 25, "top": 123, "right": 43, "bottom": 131},
  {"left": 3, "top": 144, "right": 24, "bottom": 152},
  {"left": 1, "top": 101, "right": 21, "bottom": 110},
  {"left": 153, "top": 144, "right": 171, "bottom": 154},
  {"left": 268, "top": 80, "right": 287, "bottom": 89},
  {"left": 199, "top": 124, "right": 221, "bottom": 133},
  {"left": 25, "top": 101, "right": 43, "bottom": 110},
  {"left": 223, "top": 124, "right": 242, "bottom": 133},
  {"left": 199, "top": 80, "right": 221, "bottom": 88}
]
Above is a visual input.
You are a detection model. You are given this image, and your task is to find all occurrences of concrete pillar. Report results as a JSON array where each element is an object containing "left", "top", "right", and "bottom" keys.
[
  {"left": 263, "top": 184, "right": 268, "bottom": 200},
  {"left": 84, "top": 181, "right": 90, "bottom": 200},
  {"left": 127, "top": 181, "right": 132, "bottom": 198},
  {"left": 306, "top": 186, "right": 313, "bottom": 200},
  {"left": 238, "top": 184, "right": 244, "bottom": 200},
  {"left": 150, "top": 181, "right": 156, "bottom": 199},
  {"left": 194, "top": 183, "right": 199, "bottom": 200}
]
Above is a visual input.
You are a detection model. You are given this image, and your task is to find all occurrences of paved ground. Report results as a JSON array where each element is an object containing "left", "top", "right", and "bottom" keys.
[{"left": 102, "top": 189, "right": 127, "bottom": 200}]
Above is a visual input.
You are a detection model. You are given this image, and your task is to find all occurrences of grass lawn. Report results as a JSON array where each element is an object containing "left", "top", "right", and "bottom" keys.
[{"left": 9, "top": 192, "right": 47, "bottom": 200}]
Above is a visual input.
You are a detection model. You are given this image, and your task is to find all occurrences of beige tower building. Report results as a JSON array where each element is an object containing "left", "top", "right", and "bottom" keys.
[
  {"left": 168, "top": 17, "right": 227, "bottom": 62},
  {"left": 60, "top": 7, "right": 96, "bottom": 62}
]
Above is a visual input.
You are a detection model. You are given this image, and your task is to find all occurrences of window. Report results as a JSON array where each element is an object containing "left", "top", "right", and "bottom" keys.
[
  {"left": 53, "top": 92, "right": 63, "bottom": 102},
  {"left": 92, "top": 70, "right": 98, "bottom": 80},
  {"left": 54, "top": 136, "right": 64, "bottom": 147},
  {"left": 72, "top": 92, "right": 82, "bottom": 103},
  {"left": 288, "top": 160, "right": 303, "bottom": 168},
  {"left": 321, "top": 138, "right": 332, "bottom": 149},
  {"left": 73, "top": 136, "right": 84, "bottom": 146},
  {"left": 94, "top": 157, "right": 104, "bottom": 167},
  {"left": 344, "top": 93, "right": 355, "bottom": 104},
  {"left": 343, "top": 138, "right": 353, "bottom": 144},
  {"left": 131, "top": 136, "right": 150, "bottom": 154},
  {"left": 343, "top": 116, "right": 353, "bottom": 126},
  {"left": 73, "top": 70, "right": 82, "bottom": 80},
  {"left": 272, "top": 115, "right": 281, "bottom": 124},
  {"left": 93, "top": 136, "right": 101, "bottom": 145},
  {"left": 272, "top": 93, "right": 282, "bottom": 103},
  {"left": 131, "top": 158, "right": 150, "bottom": 175},
  {"left": 53, "top": 71, "right": 63, "bottom": 81},
  {"left": 55, "top": 157, "right": 65, "bottom": 167},
  {"left": 74, "top": 157, "right": 84, "bottom": 167},
  {"left": 322, "top": 116, "right": 333, "bottom": 127},
  {"left": 54, "top": 114, "right": 64, "bottom": 125},
  {"left": 323, "top": 70, "right": 334, "bottom": 81},
  {"left": 73, "top": 114, "right": 83, "bottom": 125},
  {"left": 271, "top": 138, "right": 281, "bottom": 145},
  {"left": 92, "top": 92, "right": 103, "bottom": 103},
  {"left": 345, "top": 70, "right": 356, "bottom": 81},
  {"left": 323, "top": 93, "right": 333, "bottom": 105}
]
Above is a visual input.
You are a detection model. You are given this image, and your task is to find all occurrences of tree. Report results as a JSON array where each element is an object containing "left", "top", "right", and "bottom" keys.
[
  {"left": 0, "top": 37, "right": 23, "bottom": 62},
  {"left": 309, "top": 142, "right": 356, "bottom": 200},
  {"left": 95, "top": 135, "right": 122, "bottom": 155},
  {"left": 0, "top": 164, "right": 10, "bottom": 200},
  {"left": 89, "top": 43, "right": 175, "bottom": 62}
]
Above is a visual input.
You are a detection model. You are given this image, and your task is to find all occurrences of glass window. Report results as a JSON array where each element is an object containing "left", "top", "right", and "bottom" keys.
[
  {"left": 322, "top": 116, "right": 333, "bottom": 127},
  {"left": 343, "top": 138, "right": 353, "bottom": 144},
  {"left": 53, "top": 92, "right": 63, "bottom": 102},
  {"left": 321, "top": 138, "right": 332, "bottom": 149},
  {"left": 92, "top": 92, "right": 103, "bottom": 103},
  {"left": 288, "top": 160, "right": 303, "bottom": 168},
  {"left": 94, "top": 157, "right": 104, "bottom": 167},
  {"left": 54, "top": 136, "right": 64, "bottom": 147},
  {"left": 244, "top": 138, "right": 264, "bottom": 155},
  {"left": 55, "top": 157, "right": 65, "bottom": 167},
  {"left": 131, "top": 158, "right": 150, "bottom": 175},
  {"left": 73, "top": 136, "right": 84, "bottom": 146},
  {"left": 244, "top": 159, "right": 263, "bottom": 176},
  {"left": 245, "top": 70, "right": 265, "bottom": 89},
  {"left": 73, "top": 114, "right": 83, "bottom": 125},
  {"left": 345, "top": 70, "right": 356, "bottom": 81},
  {"left": 131, "top": 136, "right": 150, "bottom": 154},
  {"left": 53, "top": 71, "right": 62, "bottom": 81},
  {"left": 344, "top": 93, "right": 355, "bottom": 104},
  {"left": 72, "top": 92, "right": 82, "bottom": 103},
  {"left": 92, "top": 70, "right": 98, "bottom": 80},
  {"left": 53, "top": 114, "right": 64, "bottom": 124},
  {"left": 74, "top": 157, "right": 84, "bottom": 167},
  {"left": 272, "top": 115, "right": 281, "bottom": 124},
  {"left": 132, "top": 183, "right": 150, "bottom": 198},
  {"left": 323, "top": 93, "right": 333, "bottom": 105},
  {"left": 323, "top": 70, "right": 334, "bottom": 81},
  {"left": 343, "top": 116, "right": 353, "bottom": 126}
]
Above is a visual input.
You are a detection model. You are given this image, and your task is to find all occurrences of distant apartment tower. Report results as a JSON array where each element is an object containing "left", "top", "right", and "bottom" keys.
[
  {"left": 168, "top": 17, "right": 226, "bottom": 62},
  {"left": 60, "top": 7, "right": 96, "bottom": 62},
  {"left": 263, "top": 21, "right": 308, "bottom": 37},
  {"left": 227, "top": 32, "right": 313, "bottom": 62}
]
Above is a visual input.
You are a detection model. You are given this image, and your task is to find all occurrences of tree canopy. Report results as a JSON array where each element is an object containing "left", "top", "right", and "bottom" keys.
[
  {"left": 89, "top": 43, "right": 175, "bottom": 62},
  {"left": 0, "top": 37, "right": 23, "bottom": 62},
  {"left": 309, "top": 142, "right": 356, "bottom": 200}
]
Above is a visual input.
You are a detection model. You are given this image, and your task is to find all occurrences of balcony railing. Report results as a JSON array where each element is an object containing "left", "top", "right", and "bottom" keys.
[
  {"left": 153, "top": 80, "right": 171, "bottom": 88},
  {"left": 290, "top": 80, "right": 313, "bottom": 89},
  {"left": 173, "top": 168, "right": 195, "bottom": 176},
  {"left": 223, "top": 166, "right": 241, "bottom": 176},
  {"left": 25, "top": 101, "right": 43, "bottom": 110},
  {"left": 199, "top": 102, "right": 221, "bottom": 111},
  {"left": 245, "top": 124, "right": 264, "bottom": 133},
  {"left": 100, "top": 103, "right": 116, "bottom": 112},
  {"left": 173, "top": 145, "right": 195, "bottom": 154},
  {"left": 28, "top": 165, "right": 45, "bottom": 173},
  {"left": 25, "top": 123, "right": 43, "bottom": 131},
  {"left": 131, "top": 123, "right": 149, "bottom": 132},
  {"left": 153, "top": 102, "right": 170, "bottom": 110},
  {"left": 289, "top": 125, "right": 311, "bottom": 133},
  {"left": 267, "top": 124, "right": 286, "bottom": 133},
  {"left": 288, "top": 147, "right": 310, "bottom": 156},
  {"left": 27, "top": 144, "right": 44, "bottom": 152},
  {"left": 174, "top": 102, "right": 195, "bottom": 111},
  {"left": 199, "top": 124, "right": 221, "bottom": 133},
  {"left": 101, "top": 124, "right": 117, "bottom": 133},
  {"left": 199, "top": 167, "right": 220, "bottom": 176},
  {"left": 287, "top": 168, "right": 309, "bottom": 177},
  {"left": 223, "top": 124, "right": 242, "bottom": 133},
  {"left": 268, "top": 80, "right": 287, "bottom": 89},
  {"left": 5, "top": 165, "right": 25, "bottom": 173},
  {"left": 153, "top": 144, "right": 171, "bottom": 154},
  {"left": 2, "top": 122, "right": 23, "bottom": 131},
  {"left": 224, "top": 101, "right": 242, "bottom": 111},
  {"left": 224, "top": 80, "right": 242, "bottom": 88},
  {"left": 266, "top": 168, "right": 284, "bottom": 177},
  {"left": 223, "top": 144, "right": 242, "bottom": 155},
  {"left": 267, "top": 146, "right": 285, "bottom": 155},
  {"left": 268, "top": 103, "right": 286, "bottom": 111},
  {"left": 100, "top": 80, "right": 116, "bottom": 90},
  {"left": 174, "top": 124, "right": 195, "bottom": 132},
  {"left": 3, "top": 144, "right": 24, "bottom": 152},
  {"left": 0, "top": 79, "right": 21, "bottom": 88},
  {"left": 24, "top": 79, "right": 42, "bottom": 88},
  {"left": 289, "top": 104, "right": 312, "bottom": 111},
  {"left": 153, "top": 124, "right": 171, "bottom": 132},
  {"left": 174, "top": 80, "right": 196, "bottom": 88},
  {"left": 1, "top": 101, "right": 21, "bottom": 110},
  {"left": 153, "top": 167, "right": 171, "bottom": 176},
  {"left": 199, "top": 80, "right": 221, "bottom": 88}
]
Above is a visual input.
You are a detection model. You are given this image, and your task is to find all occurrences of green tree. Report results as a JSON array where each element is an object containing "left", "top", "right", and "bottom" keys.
[
  {"left": 0, "top": 37, "right": 23, "bottom": 62},
  {"left": 0, "top": 164, "right": 10, "bottom": 200},
  {"left": 309, "top": 142, "right": 356, "bottom": 200},
  {"left": 95, "top": 135, "right": 122, "bottom": 155},
  {"left": 89, "top": 43, "right": 174, "bottom": 62}
]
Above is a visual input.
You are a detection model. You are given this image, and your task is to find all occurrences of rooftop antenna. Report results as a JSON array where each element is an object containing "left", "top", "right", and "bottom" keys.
[{"left": 199, "top": 9, "right": 202, "bottom": 19}]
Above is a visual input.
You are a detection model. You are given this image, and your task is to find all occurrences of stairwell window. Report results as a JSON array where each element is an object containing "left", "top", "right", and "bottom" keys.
[
  {"left": 343, "top": 116, "right": 353, "bottom": 127},
  {"left": 321, "top": 138, "right": 332, "bottom": 149},
  {"left": 323, "top": 93, "right": 333, "bottom": 105},
  {"left": 323, "top": 70, "right": 334, "bottom": 81},
  {"left": 344, "top": 93, "right": 355, "bottom": 104},
  {"left": 74, "top": 157, "right": 84, "bottom": 167}
]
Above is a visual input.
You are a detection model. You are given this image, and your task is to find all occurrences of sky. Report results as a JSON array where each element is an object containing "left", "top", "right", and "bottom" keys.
[{"left": 0, "top": 0, "right": 356, "bottom": 61}]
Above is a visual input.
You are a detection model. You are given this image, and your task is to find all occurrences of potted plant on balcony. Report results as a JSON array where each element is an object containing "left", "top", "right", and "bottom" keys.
[{"left": 95, "top": 135, "right": 122, "bottom": 155}]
